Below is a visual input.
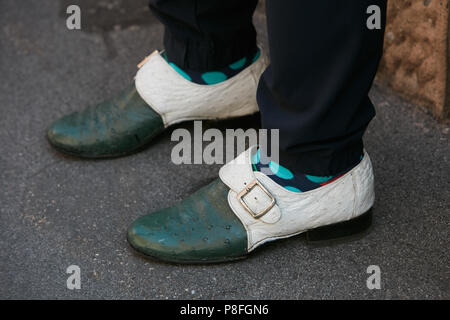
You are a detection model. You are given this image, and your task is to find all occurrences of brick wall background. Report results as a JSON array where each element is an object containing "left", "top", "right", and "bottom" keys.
[{"left": 376, "top": 0, "right": 449, "bottom": 119}]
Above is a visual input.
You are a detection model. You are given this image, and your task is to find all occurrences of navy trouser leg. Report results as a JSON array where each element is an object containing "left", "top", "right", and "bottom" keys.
[
  {"left": 258, "top": 0, "right": 387, "bottom": 175},
  {"left": 149, "top": 0, "right": 386, "bottom": 175},
  {"left": 148, "top": 0, "right": 258, "bottom": 71}
]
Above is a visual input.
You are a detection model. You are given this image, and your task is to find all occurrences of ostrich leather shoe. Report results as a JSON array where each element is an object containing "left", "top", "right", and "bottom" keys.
[
  {"left": 47, "top": 50, "right": 268, "bottom": 158},
  {"left": 127, "top": 147, "right": 375, "bottom": 264}
]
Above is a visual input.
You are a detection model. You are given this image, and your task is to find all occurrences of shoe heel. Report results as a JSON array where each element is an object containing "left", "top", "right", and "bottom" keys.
[{"left": 306, "top": 209, "right": 373, "bottom": 242}]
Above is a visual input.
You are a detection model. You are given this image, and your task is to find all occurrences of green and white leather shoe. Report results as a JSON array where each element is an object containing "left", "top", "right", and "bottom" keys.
[
  {"left": 127, "top": 147, "right": 375, "bottom": 264},
  {"left": 47, "top": 50, "right": 268, "bottom": 158}
]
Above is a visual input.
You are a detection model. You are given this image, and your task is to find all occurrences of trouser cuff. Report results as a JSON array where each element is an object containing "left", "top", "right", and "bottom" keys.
[
  {"left": 163, "top": 24, "right": 257, "bottom": 71},
  {"left": 276, "top": 141, "right": 365, "bottom": 176}
]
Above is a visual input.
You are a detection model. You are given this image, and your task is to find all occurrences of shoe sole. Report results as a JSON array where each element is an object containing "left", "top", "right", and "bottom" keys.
[{"left": 305, "top": 209, "right": 373, "bottom": 242}]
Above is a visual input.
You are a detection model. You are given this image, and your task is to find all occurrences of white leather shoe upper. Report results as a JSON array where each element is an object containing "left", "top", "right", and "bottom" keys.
[
  {"left": 219, "top": 147, "right": 375, "bottom": 251},
  {"left": 135, "top": 50, "right": 269, "bottom": 127}
]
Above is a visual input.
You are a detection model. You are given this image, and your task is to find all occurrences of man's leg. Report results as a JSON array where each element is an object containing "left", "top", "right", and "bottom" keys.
[
  {"left": 258, "top": 0, "right": 386, "bottom": 176},
  {"left": 47, "top": 0, "right": 266, "bottom": 158},
  {"left": 127, "top": 1, "right": 385, "bottom": 263},
  {"left": 149, "top": 0, "right": 258, "bottom": 71}
]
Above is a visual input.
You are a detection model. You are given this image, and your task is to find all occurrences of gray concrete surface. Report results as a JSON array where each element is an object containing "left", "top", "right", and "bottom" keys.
[{"left": 0, "top": 0, "right": 449, "bottom": 299}]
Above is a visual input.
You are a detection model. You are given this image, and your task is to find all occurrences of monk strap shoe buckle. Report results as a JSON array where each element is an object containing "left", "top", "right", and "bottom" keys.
[{"left": 237, "top": 179, "right": 276, "bottom": 219}]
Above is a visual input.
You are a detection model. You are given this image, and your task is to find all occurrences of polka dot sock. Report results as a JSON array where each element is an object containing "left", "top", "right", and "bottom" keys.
[
  {"left": 252, "top": 149, "right": 362, "bottom": 193},
  {"left": 161, "top": 49, "right": 261, "bottom": 85}
]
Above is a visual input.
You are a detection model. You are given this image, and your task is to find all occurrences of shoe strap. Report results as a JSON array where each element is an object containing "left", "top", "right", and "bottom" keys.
[
  {"left": 137, "top": 50, "right": 160, "bottom": 69},
  {"left": 219, "top": 146, "right": 281, "bottom": 224}
]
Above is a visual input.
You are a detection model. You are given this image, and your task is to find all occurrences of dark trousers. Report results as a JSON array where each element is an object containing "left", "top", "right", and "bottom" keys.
[{"left": 149, "top": 0, "right": 387, "bottom": 176}]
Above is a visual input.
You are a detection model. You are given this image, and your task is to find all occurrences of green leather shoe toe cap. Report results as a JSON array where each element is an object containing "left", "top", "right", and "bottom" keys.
[
  {"left": 47, "top": 83, "right": 164, "bottom": 158},
  {"left": 127, "top": 179, "right": 248, "bottom": 264}
]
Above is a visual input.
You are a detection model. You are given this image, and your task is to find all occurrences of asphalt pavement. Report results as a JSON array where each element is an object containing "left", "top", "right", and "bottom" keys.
[{"left": 0, "top": 0, "right": 449, "bottom": 299}]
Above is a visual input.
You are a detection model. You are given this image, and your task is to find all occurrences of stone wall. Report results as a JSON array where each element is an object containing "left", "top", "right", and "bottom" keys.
[{"left": 376, "top": 0, "right": 449, "bottom": 119}]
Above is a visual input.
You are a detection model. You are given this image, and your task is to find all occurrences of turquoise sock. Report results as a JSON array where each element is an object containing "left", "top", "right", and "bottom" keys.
[
  {"left": 162, "top": 49, "right": 261, "bottom": 85},
  {"left": 252, "top": 149, "right": 362, "bottom": 193}
]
